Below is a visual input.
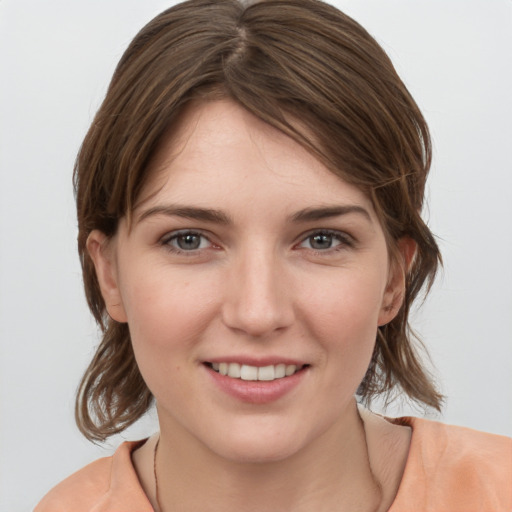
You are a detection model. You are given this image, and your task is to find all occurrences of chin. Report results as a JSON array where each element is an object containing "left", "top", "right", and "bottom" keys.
[
  {"left": 212, "top": 436, "right": 305, "bottom": 465},
  {"left": 200, "top": 416, "right": 324, "bottom": 465}
]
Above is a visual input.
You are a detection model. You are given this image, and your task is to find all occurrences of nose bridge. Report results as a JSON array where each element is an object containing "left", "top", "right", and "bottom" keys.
[{"left": 222, "top": 243, "right": 293, "bottom": 337}]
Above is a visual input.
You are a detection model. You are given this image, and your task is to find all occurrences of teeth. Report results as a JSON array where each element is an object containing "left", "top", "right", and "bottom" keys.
[
  {"left": 285, "top": 364, "right": 296, "bottom": 376},
  {"left": 257, "top": 365, "right": 275, "bottom": 381},
  {"left": 210, "top": 362, "right": 302, "bottom": 381},
  {"left": 240, "top": 365, "right": 258, "bottom": 381},
  {"left": 228, "top": 362, "right": 241, "bottom": 378},
  {"left": 275, "top": 364, "right": 286, "bottom": 378}
]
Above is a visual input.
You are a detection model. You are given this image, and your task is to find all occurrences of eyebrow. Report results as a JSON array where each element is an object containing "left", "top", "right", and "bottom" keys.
[
  {"left": 136, "top": 204, "right": 371, "bottom": 225},
  {"left": 137, "top": 205, "right": 232, "bottom": 225},
  {"left": 290, "top": 205, "right": 372, "bottom": 223}
]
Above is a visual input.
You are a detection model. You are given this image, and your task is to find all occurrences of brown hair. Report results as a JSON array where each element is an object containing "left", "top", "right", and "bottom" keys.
[{"left": 75, "top": 0, "right": 442, "bottom": 442}]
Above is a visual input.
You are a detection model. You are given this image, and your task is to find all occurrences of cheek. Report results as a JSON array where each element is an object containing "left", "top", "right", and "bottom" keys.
[
  {"left": 305, "top": 278, "right": 383, "bottom": 396},
  {"left": 119, "top": 267, "right": 219, "bottom": 354},
  {"left": 119, "top": 268, "right": 221, "bottom": 402},
  {"left": 306, "top": 264, "right": 386, "bottom": 319},
  {"left": 299, "top": 266, "right": 387, "bottom": 355}
]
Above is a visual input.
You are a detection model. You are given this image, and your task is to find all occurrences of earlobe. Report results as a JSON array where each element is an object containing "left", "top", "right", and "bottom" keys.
[
  {"left": 378, "top": 237, "right": 417, "bottom": 326},
  {"left": 86, "top": 230, "right": 128, "bottom": 323}
]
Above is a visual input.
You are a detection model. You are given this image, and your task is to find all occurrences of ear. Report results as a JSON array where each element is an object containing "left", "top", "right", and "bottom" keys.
[
  {"left": 378, "top": 237, "right": 417, "bottom": 326},
  {"left": 86, "top": 230, "right": 128, "bottom": 323}
]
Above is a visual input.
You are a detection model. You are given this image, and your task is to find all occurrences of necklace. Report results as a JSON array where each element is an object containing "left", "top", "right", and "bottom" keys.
[
  {"left": 153, "top": 437, "right": 162, "bottom": 512},
  {"left": 153, "top": 411, "right": 382, "bottom": 512},
  {"left": 358, "top": 409, "right": 384, "bottom": 512}
]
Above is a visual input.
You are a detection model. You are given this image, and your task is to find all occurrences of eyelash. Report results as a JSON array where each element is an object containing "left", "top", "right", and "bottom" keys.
[
  {"left": 297, "top": 229, "right": 355, "bottom": 254},
  {"left": 160, "top": 229, "right": 354, "bottom": 256},
  {"left": 160, "top": 230, "right": 214, "bottom": 256}
]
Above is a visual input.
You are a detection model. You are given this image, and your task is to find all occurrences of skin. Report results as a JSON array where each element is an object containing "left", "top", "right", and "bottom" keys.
[{"left": 88, "top": 99, "right": 412, "bottom": 511}]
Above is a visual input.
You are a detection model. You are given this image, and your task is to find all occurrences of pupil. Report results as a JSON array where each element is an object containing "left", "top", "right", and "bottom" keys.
[
  {"left": 311, "top": 234, "right": 332, "bottom": 249},
  {"left": 178, "top": 234, "right": 200, "bottom": 250}
]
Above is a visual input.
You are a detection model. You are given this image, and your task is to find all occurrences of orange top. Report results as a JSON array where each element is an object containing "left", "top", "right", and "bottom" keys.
[{"left": 35, "top": 417, "right": 512, "bottom": 512}]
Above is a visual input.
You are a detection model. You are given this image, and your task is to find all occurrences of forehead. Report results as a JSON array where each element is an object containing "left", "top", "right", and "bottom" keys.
[{"left": 135, "top": 99, "right": 377, "bottom": 221}]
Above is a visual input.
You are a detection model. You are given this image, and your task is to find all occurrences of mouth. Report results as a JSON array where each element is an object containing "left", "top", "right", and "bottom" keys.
[{"left": 205, "top": 362, "right": 308, "bottom": 382}]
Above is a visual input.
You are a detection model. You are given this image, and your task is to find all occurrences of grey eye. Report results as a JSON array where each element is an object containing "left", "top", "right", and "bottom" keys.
[
  {"left": 298, "top": 230, "right": 352, "bottom": 252},
  {"left": 164, "top": 231, "right": 211, "bottom": 252},
  {"left": 176, "top": 233, "right": 202, "bottom": 250},
  {"left": 309, "top": 234, "right": 336, "bottom": 250}
]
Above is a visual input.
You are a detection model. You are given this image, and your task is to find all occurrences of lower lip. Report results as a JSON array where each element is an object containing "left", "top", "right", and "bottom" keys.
[{"left": 204, "top": 365, "right": 308, "bottom": 404}]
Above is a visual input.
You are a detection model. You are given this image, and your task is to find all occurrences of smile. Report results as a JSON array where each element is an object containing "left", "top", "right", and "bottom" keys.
[{"left": 208, "top": 362, "right": 306, "bottom": 381}]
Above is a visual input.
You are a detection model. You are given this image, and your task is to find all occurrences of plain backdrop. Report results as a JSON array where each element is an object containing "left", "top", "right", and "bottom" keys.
[{"left": 1, "top": 1, "right": 511, "bottom": 510}]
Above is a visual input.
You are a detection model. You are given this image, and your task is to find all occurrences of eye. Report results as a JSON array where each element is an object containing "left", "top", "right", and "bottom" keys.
[
  {"left": 162, "top": 230, "right": 212, "bottom": 252},
  {"left": 298, "top": 230, "right": 352, "bottom": 251}
]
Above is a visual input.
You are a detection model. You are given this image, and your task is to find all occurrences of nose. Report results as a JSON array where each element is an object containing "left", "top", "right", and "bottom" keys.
[{"left": 221, "top": 248, "right": 295, "bottom": 338}]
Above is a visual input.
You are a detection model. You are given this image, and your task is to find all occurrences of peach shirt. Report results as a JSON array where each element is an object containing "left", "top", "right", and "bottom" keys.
[{"left": 35, "top": 417, "right": 512, "bottom": 512}]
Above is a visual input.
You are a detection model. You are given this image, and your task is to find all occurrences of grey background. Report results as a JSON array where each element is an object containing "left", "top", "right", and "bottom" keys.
[{"left": 1, "top": 1, "right": 511, "bottom": 510}]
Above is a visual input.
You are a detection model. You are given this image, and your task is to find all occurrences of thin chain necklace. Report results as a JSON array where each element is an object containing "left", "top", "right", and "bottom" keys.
[
  {"left": 153, "top": 437, "right": 162, "bottom": 512},
  {"left": 152, "top": 413, "right": 382, "bottom": 512}
]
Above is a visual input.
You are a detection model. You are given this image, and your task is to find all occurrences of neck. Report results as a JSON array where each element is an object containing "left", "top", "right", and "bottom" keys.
[{"left": 154, "top": 401, "right": 382, "bottom": 512}]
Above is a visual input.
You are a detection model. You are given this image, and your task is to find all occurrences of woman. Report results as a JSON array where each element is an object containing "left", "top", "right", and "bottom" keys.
[{"left": 35, "top": 0, "right": 511, "bottom": 510}]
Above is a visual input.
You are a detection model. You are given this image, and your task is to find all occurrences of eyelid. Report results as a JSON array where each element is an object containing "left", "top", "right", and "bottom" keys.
[
  {"left": 160, "top": 228, "right": 208, "bottom": 242},
  {"left": 158, "top": 228, "right": 355, "bottom": 256},
  {"left": 295, "top": 229, "right": 356, "bottom": 251},
  {"left": 160, "top": 229, "right": 216, "bottom": 254}
]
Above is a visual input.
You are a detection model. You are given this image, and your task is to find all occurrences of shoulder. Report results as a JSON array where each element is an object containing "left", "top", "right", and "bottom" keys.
[
  {"left": 34, "top": 455, "right": 113, "bottom": 512},
  {"left": 34, "top": 440, "right": 152, "bottom": 512},
  {"left": 390, "top": 417, "right": 512, "bottom": 511},
  {"left": 402, "top": 417, "right": 512, "bottom": 475}
]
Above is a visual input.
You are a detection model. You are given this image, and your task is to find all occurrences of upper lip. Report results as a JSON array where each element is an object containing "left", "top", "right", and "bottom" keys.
[{"left": 204, "top": 356, "right": 308, "bottom": 367}]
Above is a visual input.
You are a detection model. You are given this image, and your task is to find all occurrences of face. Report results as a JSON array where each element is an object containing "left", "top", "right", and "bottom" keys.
[{"left": 89, "top": 100, "right": 406, "bottom": 463}]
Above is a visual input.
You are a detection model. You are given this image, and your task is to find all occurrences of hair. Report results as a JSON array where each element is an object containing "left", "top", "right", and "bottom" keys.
[{"left": 75, "top": 0, "right": 443, "bottom": 442}]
